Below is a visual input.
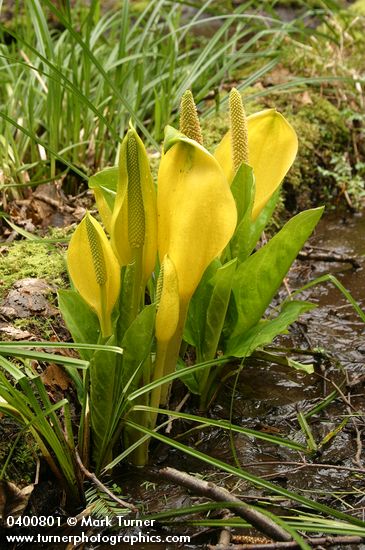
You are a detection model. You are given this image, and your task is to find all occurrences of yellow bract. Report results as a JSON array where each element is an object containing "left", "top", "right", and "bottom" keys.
[
  {"left": 214, "top": 109, "right": 298, "bottom": 219},
  {"left": 158, "top": 127, "right": 237, "bottom": 301},
  {"left": 67, "top": 212, "right": 120, "bottom": 337},
  {"left": 111, "top": 127, "right": 157, "bottom": 281},
  {"left": 155, "top": 255, "right": 180, "bottom": 342}
]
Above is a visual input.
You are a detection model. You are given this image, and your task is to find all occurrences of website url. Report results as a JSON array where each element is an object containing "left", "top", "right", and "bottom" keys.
[{"left": 5, "top": 531, "right": 191, "bottom": 546}]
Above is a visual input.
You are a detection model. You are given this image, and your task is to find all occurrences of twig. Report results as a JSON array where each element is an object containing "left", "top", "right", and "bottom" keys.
[
  {"left": 33, "top": 192, "right": 75, "bottom": 213},
  {"left": 353, "top": 425, "right": 363, "bottom": 469},
  {"left": 165, "top": 392, "right": 190, "bottom": 434},
  {"left": 207, "top": 536, "right": 365, "bottom": 549},
  {"left": 75, "top": 450, "right": 137, "bottom": 512},
  {"left": 154, "top": 466, "right": 291, "bottom": 542},
  {"left": 241, "top": 460, "right": 365, "bottom": 474},
  {"left": 297, "top": 249, "right": 361, "bottom": 269},
  {"left": 216, "top": 518, "right": 232, "bottom": 548}
]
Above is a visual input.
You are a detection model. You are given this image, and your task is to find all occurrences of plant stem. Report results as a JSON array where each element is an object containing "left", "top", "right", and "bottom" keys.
[
  {"left": 159, "top": 299, "right": 189, "bottom": 406},
  {"left": 149, "top": 339, "right": 169, "bottom": 428}
]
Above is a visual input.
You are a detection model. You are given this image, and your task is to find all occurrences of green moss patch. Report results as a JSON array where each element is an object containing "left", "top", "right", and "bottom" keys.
[{"left": 0, "top": 241, "right": 67, "bottom": 301}]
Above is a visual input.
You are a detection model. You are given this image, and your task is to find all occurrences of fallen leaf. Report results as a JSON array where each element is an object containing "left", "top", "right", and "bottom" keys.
[{"left": 40, "top": 364, "right": 71, "bottom": 391}]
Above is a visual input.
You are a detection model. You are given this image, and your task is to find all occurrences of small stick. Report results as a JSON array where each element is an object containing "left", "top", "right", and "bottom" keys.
[
  {"left": 353, "top": 425, "right": 363, "bottom": 469},
  {"left": 165, "top": 392, "right": 191, "bottom": 434},
  {"left": 217, "top": 525, "right": 232, "bottom": 547},
  {"left": 238, "top": 460, "right": 365, "bottom": 474},
  {"left": 208, "top": 535, "right": 365, "bottom": 549},
  {"left": 155, "top": 466, "right": 291, "bottom": 542},
  {"left": 297, "top": 249, "right": 361, "bottom": 269},
  {"left": 75, "top": 450, "right": 137, "bottom": 512}
]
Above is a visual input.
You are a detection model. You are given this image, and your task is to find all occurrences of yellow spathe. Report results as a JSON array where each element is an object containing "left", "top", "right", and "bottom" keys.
[
  {"left": 214, "top": 109, "right": 298, "bottom": 219},
  {"left": 111, "top": 127, "right": 157, "bottom": 281},
  {"left": 158, "top": 127, "right": 237, "bottom": 301},
  {"left": 155, "top": 255, "right": 180, "bottom": 342},
  {"left": 67, "top": 212, "right": 120, "bottom": 337}
]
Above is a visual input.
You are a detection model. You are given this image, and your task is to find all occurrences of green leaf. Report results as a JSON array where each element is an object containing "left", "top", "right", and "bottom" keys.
[
  {"left": 203, "top": 258, "right": 237, "bottom": 361},
  {"left": 230, "top": 207, "right": 324, "bottom": 339},
  {"left": 287, "top": 358, "right": 314, "bottom": 375},
  {"left": 58, "top": 290, "right": 100, "bottom": 361},
  {"left": 121, "top": 304, "right": 156, "bottom": 394},
  {"left": 190, "top": 259, "right": 238, "bottom": 401},
  {"left": 181, "top": 260, "right": 237, "bottom": 397},
  {"left": 88, "top": 166, "right": 118, "bottom": 212},
  {"left": 132, "top": 405, "right": 307, "bottom": 452},
  {"left": 184, "top": 259, "right": 221, "bottom": 353},
  {"left": 90, "top": 334, "right": 118, "bottom": 471},
  {"left": 230, "top": 163, "right": 254, "bottom": 224},
  {"left": 236, "top": 186, "right": 282, "bottom": 263},
  {"left": 226, "top": 300, "right": 316, "bottom": 357}
]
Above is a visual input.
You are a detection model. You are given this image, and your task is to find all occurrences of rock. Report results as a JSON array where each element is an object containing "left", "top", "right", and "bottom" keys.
[{"left": 0, "top": 278, "right": 58, "bottom": 319}]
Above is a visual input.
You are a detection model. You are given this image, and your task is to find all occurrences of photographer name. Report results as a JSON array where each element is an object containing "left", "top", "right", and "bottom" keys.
[{"left": 80, "top": 517, "right": 155, "bottom": 528}]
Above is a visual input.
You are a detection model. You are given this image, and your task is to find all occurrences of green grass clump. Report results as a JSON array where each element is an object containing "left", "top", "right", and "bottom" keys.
[
  {"left": 0, "top": 0, "right": 289, "bottom": 196},
  {"left": 0, "top": 241, "right": 67, "bottom": 300}
]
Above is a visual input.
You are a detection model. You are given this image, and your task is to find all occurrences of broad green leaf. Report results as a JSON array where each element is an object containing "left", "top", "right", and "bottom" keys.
[
  {"left": 88, "top": 166, "right": 118, "bottom": 209},
  {"left": 229, "top": 163, "right": 254, "bottom": 261},
  {"left": 121, "top": 304, "right": 156, "bottom": 394},
  {"left": 202, "top": 258, "right": 237, "bottom": 362},
  {"left": 229, "top": 167, "right": 282, "bottom": 263},
  {"left": 226, "top": 300, "right": 316, "bottom": 357},
  {"left": 230, "top": 207, "right": 324, "bottom": 339},
  {"left": 177, "top": 358, "right": 200, "bottom": 395},
  {"left": 230, "top": 163, "right": 254, "bottom": 225},
  {"left": 183, "top": 260, "right": 237, "bottom": 397},
  {"left": 240, "top": 185, "right": 282, "bottom": 262},
  {"left": 58, "top": 290, "right": 100, "bottom": 361},
  {"left": 184, "top": 259, "right": 221, "bottom": 353},
  {"left": 90, "top": 334, "right": 118, "bottom": 471}
]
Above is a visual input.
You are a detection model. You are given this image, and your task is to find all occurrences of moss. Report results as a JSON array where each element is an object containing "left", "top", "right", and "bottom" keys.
[
  {"left": 0, "top": 240, "right": 67, "bottom": 300},
  {"left": 350, "top": 0, "right": 365, "bottom": 16},
  {"left": 12, "top": 317, "right": 56, "bottom": 340},
  {"left": 282, "top": 96, "right": 353, "bottom": 209},
  {"left": 0, "top": 419, "right": 36, "bottom": 485}
]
